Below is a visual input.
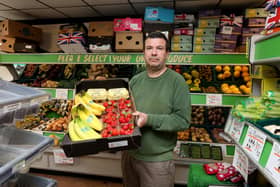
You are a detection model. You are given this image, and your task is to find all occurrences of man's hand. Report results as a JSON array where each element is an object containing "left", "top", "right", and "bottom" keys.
[{"left": 132, "top": 111, "right": 147, "bottom": 128}]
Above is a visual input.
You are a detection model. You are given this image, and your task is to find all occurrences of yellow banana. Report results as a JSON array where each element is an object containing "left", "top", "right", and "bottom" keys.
[
  {"left": 68, "top": 120, "right": 83, "bottom": 141},
  {"left": 82, "top": 92, "right": 105, "bottom": 112},
  {"left": 74, "top": 94, "right": 84, "bottom": 105},
  {"left": 75, "top": 118, "right": 101, "bottom": 139},
  {"left": 78, "top": 108, "right": 103, "bottom": 131}
]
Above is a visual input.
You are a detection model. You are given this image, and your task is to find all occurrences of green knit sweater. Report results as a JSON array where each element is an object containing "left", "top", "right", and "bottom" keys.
[{"left": 128, "top": 68, "right": 191, "bottom": 161}]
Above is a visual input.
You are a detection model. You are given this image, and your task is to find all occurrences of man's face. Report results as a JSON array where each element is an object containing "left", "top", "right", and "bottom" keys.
[{"left": 144, "top": 38, "right": 168, "bottom": 71}]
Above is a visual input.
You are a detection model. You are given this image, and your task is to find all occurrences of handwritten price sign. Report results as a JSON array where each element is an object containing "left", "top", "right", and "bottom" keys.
[
  {"left": 242, "top": 126, "right": 266, "bottom": 161},
  {"left": 265, "top": 142, "right": 280, "bottom": 184},
  {"left": 229, "top": 117, "right": 244, "bottom": 142}
]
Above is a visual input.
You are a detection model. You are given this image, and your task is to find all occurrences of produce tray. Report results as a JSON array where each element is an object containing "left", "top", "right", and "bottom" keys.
[
  {"left": 179, "top": 142, "right": 223, "bottom": 160},
  {"left": 0, "top": 80, "right": 50, "bottom": 124},
  {"left": 3, "top": 173, "right": 56, "bottom": 187},
  {"left": 61, "top": 126, "right": 141, "bottom": 157},
  {"left": 0, "top": 125, "right": 53, "bottom": 185},
  {"left": 253, "top": 118, "right": 280, "bottom": 140},
  {"left": 61, "top": 79, "right": 142, "bottom": 157}
]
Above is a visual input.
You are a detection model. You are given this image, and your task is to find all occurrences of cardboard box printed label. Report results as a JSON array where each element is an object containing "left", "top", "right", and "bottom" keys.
[
  {"left": 144, "top": 6, "right": 174, "bottom": 23},
  {"left": 193, "top": 36, "right": 215, "bottom": 45},
  {"left": 245, "top": 8, "right": 269, "bottom": 18},
  {"left": 173, "top": 28, "right": 194, "bottom": 36},
  {"left": 172, "top": 35, "right": 193, "bottom": 43},
  {"left": 198, "top": 18, "right": 220, "bottom": 28},
  {"left": 171, "top": 42, "right": 192, "bottom": 52},
  {"left": 248, "top": 18, "right": 266, "bottom": 27}
]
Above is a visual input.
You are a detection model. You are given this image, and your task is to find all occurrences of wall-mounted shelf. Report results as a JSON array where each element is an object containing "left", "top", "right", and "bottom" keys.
[{"left": 0, "top": 53, "right": 248, "bottom": 65}]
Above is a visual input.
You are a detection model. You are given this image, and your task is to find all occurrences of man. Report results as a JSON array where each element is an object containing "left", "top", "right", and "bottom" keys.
[{"left": 121, "top": 32, "right": 191, "bottom": 187}]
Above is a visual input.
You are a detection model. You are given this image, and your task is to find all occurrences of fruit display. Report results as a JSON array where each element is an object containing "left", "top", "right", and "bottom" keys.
[
  {"left": 182, "top": 66, "right": 201, "bottom": 92},
  {"left": 191, "top": 106, "right": 205, "bottom": 125},
  {"left": 16, "top": 99, "right": 73, "bottom": 131},
  {"left": 68, "top": 88, "right": 135, "bottom": 141},
  {"left": 207, "top": 107, "right": 228, "bottom": 126},
  {"left": 190, "top": 127, "right": 213, "bottom": 143}
]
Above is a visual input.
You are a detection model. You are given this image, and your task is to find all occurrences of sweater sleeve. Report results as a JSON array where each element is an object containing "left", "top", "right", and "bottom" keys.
[{"left": 146, "top": 77, "right": 191, "bottom": 132}]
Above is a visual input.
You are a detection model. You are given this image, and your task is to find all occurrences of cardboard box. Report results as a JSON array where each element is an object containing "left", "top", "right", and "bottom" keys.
[
  {"left": 0, "top": 36, "right": 37, "bottom": 53},
  {"left": 194, "top": 28, "right": 216, "bottom": 37},
  {"left": 193, "top": 36, "right": 215, "bottom": 45},
  {"left": 193, "top": 44, "right": 214, "bottom": 53},
  {"left": 88, "top": 36, "right": 113, "bottom": 52},
  {"left": 61, "top": 79, "right": 141, "bottom": 157},
  {"left": 198, "top": 9, "right": 221, "bottom": 18},
  {"left": 144, "top": 6, "right": 174, "bottom": 23},
  {"left": 115, "top": 31, "right": 143, "bottom": 51},
  {"left": 143, "top": 22, "right": 173, "bottom": 33},
  {"left": 172, "top": 35, "right": 192, "bottom": 43},
  {"left": 171, "top": 42, "right": 192, "bottom": 52},
  {"left": 114, "top": 18, "right": 142, "bottom": 32},
  {"left": 215, "top": 34, "right": 238, "bottom": 43},
  {"left": 245, "top": 8, "right": 269, "bottom": 18},
  {"left": 174, "top": 14, "right": 195, "bottom": 23},
  {"left": 220, "top": 26, "right": 242, "bottom": 35},
  {"left": 247, "top": 18, "right": 266, "bottom": 27},
  {"left": 173, "top": 28, "right": 194, "bottom": 36},
  {"left": 88, "top": 21, "right": 114, "bottom": 37},
  {"left": 57, "top": 31, "right": 87, "bottom": 53},
  {"left": 0, "top": 19, "right": 42, "bottom": 42},
  {"left": 242, "top": 27, "right": 264, "bottom": 36},
  {"left": 34, "top": 24, "right": 63, "bottom": 52},
  {"left": 198, "top": 18, "right": 220, "bottom": 28}
]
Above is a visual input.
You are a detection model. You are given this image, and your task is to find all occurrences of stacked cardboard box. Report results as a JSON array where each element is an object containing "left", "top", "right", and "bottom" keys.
[
  {"left": 171, "top": 14, "right": 194, "bottom": 52},
  {"left": 114, "top": 18, "right": 143, "bottom": 52},
  {"left": 263, "top": 1, "right": 280, "bottom": 35},
  {"left": 193, "top": 10, "right": 221, "bottom": 53},
  {"left": 57, "top": 23, "right": 88, "bottom": 53},
  {"left": 215, "top": 14, "right": 243, "bottom": 53},
  {"left": 88, "top": 21, "right": 114, "bottom": 52},
  {"left": 0, "top": 19, "right": 42, "bottom": 53}
]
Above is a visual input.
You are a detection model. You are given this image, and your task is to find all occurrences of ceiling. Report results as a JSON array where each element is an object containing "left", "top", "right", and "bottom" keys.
[{"left": 0, "top": 0, "right": 266, "bottom": 23}]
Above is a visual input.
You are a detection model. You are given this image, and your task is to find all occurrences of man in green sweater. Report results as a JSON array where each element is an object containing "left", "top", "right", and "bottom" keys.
[{"left": 121, "top": 32, "right": 191, "bottom": 187}]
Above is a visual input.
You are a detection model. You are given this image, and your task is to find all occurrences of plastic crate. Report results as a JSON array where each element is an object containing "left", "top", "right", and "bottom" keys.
[
  {"left": 253, "top": 118, "right": 280, "bottom": 140},
  {"left": 0, "top": 125, "right": 53, "bottom": 184},
  {"left": 0, "top": 80, "right": 50, "bottom": 124},
  {"left": 3, "top": 173, "right": 56, "bottom": 187}
]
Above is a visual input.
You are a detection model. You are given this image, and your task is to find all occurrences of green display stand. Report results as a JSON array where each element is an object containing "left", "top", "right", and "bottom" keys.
[{"left": 188, "top": 164, "right": 241, "bottom": 187}]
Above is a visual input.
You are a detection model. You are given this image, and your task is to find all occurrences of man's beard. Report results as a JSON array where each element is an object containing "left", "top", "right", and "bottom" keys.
[{"left": 146, "top": 62, "right": 165, "bottom": 72}]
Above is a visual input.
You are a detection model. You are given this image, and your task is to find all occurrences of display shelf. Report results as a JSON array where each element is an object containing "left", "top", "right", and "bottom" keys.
[
  {"left": 224, "top": 115, "right": 280, "bottom": 187},
  {"left": 249, "top": 32, "right": 280, "bottom": 70},
  {"left": 191, "top": 93, "right": 248, "bottom": 106},
  {"left": 0, "top": 53, "right": 248, "bottom": 65},
  {"left": 38, "top": 88, "right": 75, "bottom": 100}
]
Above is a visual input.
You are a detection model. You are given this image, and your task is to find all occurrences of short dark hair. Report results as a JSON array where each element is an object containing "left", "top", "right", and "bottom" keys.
[{"left": 145, "top": 32, "right": 169, "bottom": 51}]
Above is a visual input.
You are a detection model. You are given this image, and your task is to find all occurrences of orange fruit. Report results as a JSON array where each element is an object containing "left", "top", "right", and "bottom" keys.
[
  {"left": 224, "top": 71, "right": 231, "bottom": 78},
  {"left": 229, "top": 85, "right": 237, "bottom": 89},
  {"left": 215, "top": 65, "right": 222, "bottom": 72},
  {"left": 246, "top": 81, "right": 252, "bottom": 87},
  {"left": 233, "top": 71, "right": 241, "bottom": 78},
  {"left": 232, "top": 87, "right": 241, "bottom": 94},
  {"left": 223, "top": 65, "right": 231, "bottom": 72},
  {"left": 244, "top": 76, "right": 251, "bottom": 82},
  {"left": 217, "top": 73, "right": 224, "bottom": 80},
  {"left": 241, "top": 66, "right": 249, "bottom": 72},
  {"left": 223, "top": 88, "right": 232, "bottom": 94},
  {"left": 239, "top": 85, "right": 246, "bottom": 91},
  {"left": 234, "top": 66, "right": 242, "bottom": 72},
  {"left": 241, "top": 72, "right": 249, "bottom": 77},
  {"left": 221, "top": 83, "right": 229, "bottom": 89},
  {"left": 243, "top": 87, "right": 251, "bottom": 94}
]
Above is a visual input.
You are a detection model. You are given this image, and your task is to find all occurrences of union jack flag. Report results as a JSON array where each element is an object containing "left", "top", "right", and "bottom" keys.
[
  {"left": 57, "top": 31, "right": 85, "bottom": 45},
  {"left": 220, "top": 14, "right": 243, "bottom": 27},
  {"left": 265, "top": 0, "right": 280, "bottom": 11},
  {"left": 265, "top": 7, "right": 280, "bottom": 29}
]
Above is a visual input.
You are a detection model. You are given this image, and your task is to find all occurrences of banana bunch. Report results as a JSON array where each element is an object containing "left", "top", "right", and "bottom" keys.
[{"left": 68, "top": 92, "right": 105, "bottom": 141}]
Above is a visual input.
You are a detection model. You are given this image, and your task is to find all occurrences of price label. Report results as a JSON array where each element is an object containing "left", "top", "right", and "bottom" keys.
[
  {"left": 206, "top": 94, "right": 222, "bottom": 106},
  {"left": 56, "top": 89, "right": 68, "bottom": 99},
  {"left": 224, "top": 113, "right": 233, "bottom": 134},
  {"left": 222, "top": 26, "right": 233, "bottom": 34},
  {"left": 265, "top": 142, "right": 280, "bottom": 184},
  {"left": 233, "top": 146, "right": 249, "bottom": 181},
  {"left": 53, "top": 149, "right": 74, "bottom": 164},
  {"left": 229, "top": 117, "right": 244, "bottom": 142},
  {"left": 4, "top": 103, "right": 21, "bottom": 112},
  {"left": 242, "top": 126, "right": 266, "bottom": 161}
]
